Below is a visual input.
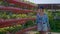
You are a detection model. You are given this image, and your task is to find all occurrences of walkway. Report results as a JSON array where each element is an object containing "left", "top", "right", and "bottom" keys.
[{"left": 25, "top": 31, "right": 60, "bottom": 34}]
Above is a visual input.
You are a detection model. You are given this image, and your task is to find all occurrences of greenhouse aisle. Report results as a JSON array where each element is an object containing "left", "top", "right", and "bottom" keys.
[{"left": 25, "top": 31, "right": 60, "bottom": 34}]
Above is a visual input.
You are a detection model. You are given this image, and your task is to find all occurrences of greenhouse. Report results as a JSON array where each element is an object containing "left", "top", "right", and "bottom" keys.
[{"left": 0, "top": 0, "right": 60, "bottom": 34}]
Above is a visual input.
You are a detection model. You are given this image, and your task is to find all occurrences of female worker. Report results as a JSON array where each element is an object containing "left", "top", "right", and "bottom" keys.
[{"left": 36, "top": 5, "right": 50, "bottom": 34}]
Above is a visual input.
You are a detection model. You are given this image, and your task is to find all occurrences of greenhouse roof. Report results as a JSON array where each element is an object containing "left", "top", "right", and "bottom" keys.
[{"left": 27, "top": 0, "right": 60, "bottom": 4}]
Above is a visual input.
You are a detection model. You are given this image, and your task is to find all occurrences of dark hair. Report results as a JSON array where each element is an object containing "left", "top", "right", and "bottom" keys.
[{"left": 38, "top": 6, "right": 44, "bottom": 9}]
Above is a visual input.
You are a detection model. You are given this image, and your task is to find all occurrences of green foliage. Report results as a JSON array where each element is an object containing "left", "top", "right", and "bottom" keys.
[
  {"left": 46, "top": 10, "right": 60, "bottom": 32},
  {"left": 0, "top": 25, "right": 22, "bottom": 34},
  {"left": 0, "top": 12, "right": 36, "bottom": 19},
  {"left": 23, "top": 21, "right": 35, "bottom": 28}
]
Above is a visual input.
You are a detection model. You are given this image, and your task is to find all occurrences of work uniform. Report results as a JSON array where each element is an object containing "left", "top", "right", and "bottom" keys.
[{"left": 36, "top": 13, "right": 50, "bottom": 31}]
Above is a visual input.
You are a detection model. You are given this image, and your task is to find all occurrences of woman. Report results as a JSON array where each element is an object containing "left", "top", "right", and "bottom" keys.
[{"left": 36, "top": 6, "right": 50, "bottom": 34}]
